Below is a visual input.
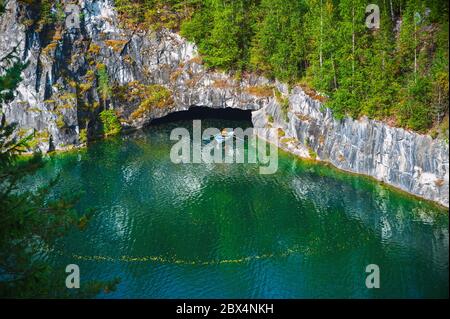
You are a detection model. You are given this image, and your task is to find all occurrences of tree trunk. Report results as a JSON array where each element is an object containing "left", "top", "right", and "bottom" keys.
[
  {"left": 352, "top": 5, "right": 355, "bottom": 90},
  {"left": 389, "top": 0, "right": 394, "bottom": 21},
  {"left": 320, "top": 0, "right": 323, "bottom": 69},
  {"left": 414, "top": 23, "right": 417, "bottom": 83},
  {"left": 332, "top": 56, "right": 337, "bottom": 90}
]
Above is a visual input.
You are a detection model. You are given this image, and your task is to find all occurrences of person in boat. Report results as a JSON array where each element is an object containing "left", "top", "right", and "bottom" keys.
[
  {"left": 221, "top": 129, "right": 228, "bottom": 137},
  {"left": 213, "top": 129, "right": 234, "bottom": 145},
  {"left": 219, "top": 129, "right": 234, "bottom": 139},
  {"left": 220, "top": 129, "right": 234, "bottom": 155}
]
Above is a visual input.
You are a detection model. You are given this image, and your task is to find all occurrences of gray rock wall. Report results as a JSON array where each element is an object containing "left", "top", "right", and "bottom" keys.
[{"left": 253, "top": 86, "right": 449, "bottom": 207}]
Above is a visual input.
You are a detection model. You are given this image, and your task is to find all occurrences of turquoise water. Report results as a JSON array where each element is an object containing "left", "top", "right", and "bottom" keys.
[{"left": 34, "top": 119, "right": 448, "bottom": 298}]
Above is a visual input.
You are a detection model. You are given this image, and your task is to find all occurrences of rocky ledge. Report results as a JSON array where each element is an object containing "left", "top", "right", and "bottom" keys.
[{"left": 0, "top": 0, "right": 448, "bottom": 207}]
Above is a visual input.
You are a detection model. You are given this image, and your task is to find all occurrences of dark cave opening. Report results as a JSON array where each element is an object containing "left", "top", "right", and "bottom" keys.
[{"left": 149, "top": 106, "right": 253, "bottom": 126}]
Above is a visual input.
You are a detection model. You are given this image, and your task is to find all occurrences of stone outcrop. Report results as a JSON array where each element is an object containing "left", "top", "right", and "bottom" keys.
[{"left": 0, "top": 0, "right": 448, "bottom": 207}]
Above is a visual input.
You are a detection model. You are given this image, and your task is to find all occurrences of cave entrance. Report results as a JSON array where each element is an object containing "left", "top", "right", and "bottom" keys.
[{"left": 149, "top": 106, "right": 253, "bottom": 126}]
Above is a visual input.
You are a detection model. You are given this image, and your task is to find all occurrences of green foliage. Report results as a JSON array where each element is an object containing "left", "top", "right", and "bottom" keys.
[
  {"left": 17, "top": 0, "right": 65, "bottom": 29},
  {"left": 79, "top": 128, "right": 88, "bottom": 144},
  {"left": 274, "top": 89, "right": 290, "bottom": 122},
  {"left": 37, "top": 0, "right": 55, "bottom": 29},
  {"left": 56, "top": 114, "right": 66, "bottom": 129},
  {"left": 251, "top": 0, "right": 307, "bottom": 81},
  {"left": 130, "top": 84, "right": 173, "bottom": 119},
  {"left": 398, "top": 77, "right": 433, "bottom": 132},
  {"left": 96, "top": 63, "right": 111, "bottom": 107},
  {"left": 54, "top": 1, "right": 66, "bottom": 24},
  {"left": 115, "top": 0, "right": 201, "bottom": 30},
  {"left": 0, "top": 51, "right": 27, "bottom": 103},
  {"left": 280, "top": 97, "right": 290, "bottom": 122},
  {"left": 181, "top": 0, "right": 258, "bottom": 71},
  {"left": 28, "top": 130, "right": 49, "bottom": 150},
  {"left": 308, "top": 147, "right": 318, "bottom": 159},
  {"left": 100, "top": 110, "right": 122, "bottom": 136}
]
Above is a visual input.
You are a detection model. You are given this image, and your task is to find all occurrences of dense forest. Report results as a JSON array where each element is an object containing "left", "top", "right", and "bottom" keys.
[{"left": 113, "top": 0, "right": 449, "bottom": 137}]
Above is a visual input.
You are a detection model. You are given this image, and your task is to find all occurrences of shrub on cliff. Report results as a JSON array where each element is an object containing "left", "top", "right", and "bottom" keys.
[
  {"left": 97, "top": 63, "right": 112, "bottom": 109},
  {"left": 130, "top": 84, "right": 174, "bottom": 120},
  {"left": 100, "top": 110, "right": 122, "bottom": 136}
]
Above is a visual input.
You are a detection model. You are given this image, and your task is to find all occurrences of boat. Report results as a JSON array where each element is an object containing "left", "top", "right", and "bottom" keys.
[{"left": 214, "top": 130, "right": 234, "bottom": 143}]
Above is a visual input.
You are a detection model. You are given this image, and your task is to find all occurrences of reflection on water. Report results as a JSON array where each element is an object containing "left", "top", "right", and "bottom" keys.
[{"left": 29, "top": 119, "right": 448, "bottom": 298}]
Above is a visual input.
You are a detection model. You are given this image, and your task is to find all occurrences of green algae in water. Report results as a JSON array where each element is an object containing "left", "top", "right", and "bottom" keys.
[{"left": 31, "top": 119, "right": 448, "bottom": 298}]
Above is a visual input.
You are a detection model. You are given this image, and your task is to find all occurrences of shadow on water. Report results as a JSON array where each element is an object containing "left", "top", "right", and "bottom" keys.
[{"left": 148, "top": 106, "right": 253, "bottom": 126}]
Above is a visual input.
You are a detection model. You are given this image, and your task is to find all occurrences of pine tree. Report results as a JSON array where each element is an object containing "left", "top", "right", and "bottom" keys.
[
  {"left": 361, "top": 0, "right": 398, "bottom": 120},
  {"left": 250, "top": 0, "right": 307, "bottom": 82},
  {"left": 304, "top": 0, "right": 337, "bottom": 92}
]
